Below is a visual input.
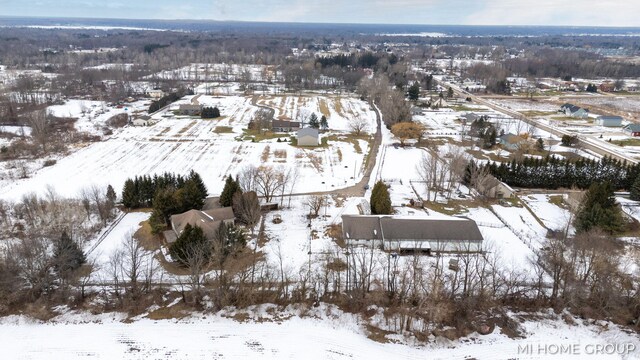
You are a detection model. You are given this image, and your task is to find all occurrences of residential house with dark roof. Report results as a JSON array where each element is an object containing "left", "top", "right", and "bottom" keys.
[
  {"left": 166, "top": 207, "right": 235, "bottom": 243},
  {"left": 272, "top": 120, "right": 301, "bottom": 132},
  {"left": 499, "top": 133, "right": 528, "bottom": 151},
  {"left": 341, "top": 215, "right": 484, "bottom": 254},
  {"left": 178, "top": 104, "right": 203, "bottom": 116},
  {"left": 623, "top": 124, "right": 640, "bottom": 137},
  {"left": 559, "top": 103, "right": 589, "bottom": 118}
]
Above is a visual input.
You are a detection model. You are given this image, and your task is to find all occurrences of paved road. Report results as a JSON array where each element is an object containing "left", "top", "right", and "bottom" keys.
[{"left": 441, "top": 81, "right": 639, "bottom": 164}]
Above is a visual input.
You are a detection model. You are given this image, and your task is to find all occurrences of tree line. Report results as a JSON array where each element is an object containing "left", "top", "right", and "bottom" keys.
[{"left": 470, "top": 156, "right": 639, "bottom": 191}]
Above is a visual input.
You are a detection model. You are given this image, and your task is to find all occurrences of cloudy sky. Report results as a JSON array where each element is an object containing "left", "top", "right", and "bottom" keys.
[{"left": 0, "top": 0, "right": 638, "bottom": 27}]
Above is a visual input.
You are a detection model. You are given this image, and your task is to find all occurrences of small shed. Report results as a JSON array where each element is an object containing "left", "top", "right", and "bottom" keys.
[{"left": 297, "top": 127, "right": 320, "bottom": 147}]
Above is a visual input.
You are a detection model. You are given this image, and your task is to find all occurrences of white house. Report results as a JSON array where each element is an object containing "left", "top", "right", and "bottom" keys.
[
  {"left": 147, "top": 89, "right": 165, "bottom": 99},
  {"left": 297, "top": 127, "right": 320, "bottom": 147},
  {"left": 132, "top": 115, "right": 156, "bottom": 126}
]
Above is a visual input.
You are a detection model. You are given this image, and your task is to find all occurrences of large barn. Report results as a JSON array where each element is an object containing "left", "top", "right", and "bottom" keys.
[{"left": 341, "top": 215, "right": 484, "bottom": 254}]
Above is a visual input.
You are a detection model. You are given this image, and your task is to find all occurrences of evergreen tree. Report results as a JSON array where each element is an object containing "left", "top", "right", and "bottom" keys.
[
  {"left": 212, "top": 107, "right": 221, "bottom": 118},
  {"left": 188, "top": 170, "right": 208, "bottom": 200},
  {"left": 536, "top": 138, "right": 545, "bottom": 151},
  {"left": 630, "top": 175, "right": 640, "bottom": 201},
  {"left": 308, "top": 113, "right": 320, "bottom": 129},
  {"left": 220, "top": 175, "right": 242, "bottom": 207},
  {"left": 178, "top": 179, "right": 205, "bottom": 211},
  {"left": 408, "top": 82, "right": 420, "bottom": 101},
  {"left": 447, "top": 87, "right": 454, "bottom": 98},
  {"left": 370, "top": 181, "right": 392, "bottom": 215},
  {"left": 121, "top": 179, "right": 137, "bottom": 208},
  {"left": 106, "top": 184, "right": 117, "bottom": 207},
  {"left": 213, "top": 221, "right": 247, "bottom": 258},
  {"left": 575, "top": 182, "right": 624, "bottom": 234},
  {"left": 53, "top": 231, "right": 86, "bottom": 276},
  {"left": 320, "top": 115, "right": 329, "bottom": 130},
  {"left": 169, "top": 223, "right": 209, "bottom": 265},
  {"left": 151, "top": 187, "right": 177, "bottom": 227}
]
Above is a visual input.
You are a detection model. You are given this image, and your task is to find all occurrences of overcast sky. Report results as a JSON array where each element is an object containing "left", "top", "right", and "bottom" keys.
[{"left": 1, "top": 0, "right": 639, "bottom": 27}]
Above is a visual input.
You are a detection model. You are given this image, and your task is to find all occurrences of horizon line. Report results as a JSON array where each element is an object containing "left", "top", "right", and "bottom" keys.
[{"left": 0, "top": 15, "right": 639, "bottom": 30}]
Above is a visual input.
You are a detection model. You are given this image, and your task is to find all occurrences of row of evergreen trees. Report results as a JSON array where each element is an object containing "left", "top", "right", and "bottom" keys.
[
  {"left": 471, "top": 156, "right": 640, "bottom": 191},
  {"left": 148, "top": 88, "right": 193, "bottom": 113},
  {"left": 122, "top": 171, "right": 207, "bottom": 209},
  {"left": 201, "top": 106, "right": 221, "bottom": 119}
]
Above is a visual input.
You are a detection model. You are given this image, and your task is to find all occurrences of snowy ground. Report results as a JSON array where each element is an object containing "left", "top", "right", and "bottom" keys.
[
  {"left": 86, "top": 212, "right": 152, "bottom": 281},
  {"left": 47, "top": 99, "right": 149, "bottom": 136},
  {"left": 1, "top": 306, "right": 638, "bottom": 360}
]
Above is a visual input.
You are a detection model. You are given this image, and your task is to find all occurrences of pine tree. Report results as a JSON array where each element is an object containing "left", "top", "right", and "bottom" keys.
[
  {"left": 370, "top": 181, "right": 392, "bottom": 215},
  {"left": 188, "top": 170, "right": 208, "bottom": 200},
  {"left": 121, "top": 179, "right": 137, "bottom": 208},
  {"left": 536, "top": 138, "right": 545, "bottom": 151},
  {"left": 212, "top": 107, "right": 221, "bottom": 118},
  {"left": 408, "top": 82, "right": 420, "bottom": 101},
  {"left": 169, "top": 223, "right": 209, "bottom": 265},
  {"left": 320, "top": 115, "right": 329, "bottom": 130},
  {"left": 106, "top": 184, "right": 117, "bottom": 206},
  {"left": 53, "top": 231, "right": 86, "bottom": 276},
  {"left": 447, "top": 87, "right": 454, "bottom": 98},
  {"left": 179, "top": 179, "right": 205, "bottom": 211},
  {"left": 220, "top": 175, "right": 242, "bottom": 207},
  {"left": 575, "top": 182, "right": 624, "bottom": 234},
  {"left": 308, "top": 113, "right": 320, "bottom": 129},
  {"left": 630, "top": 175, "right": 640, "bottom": 201}
]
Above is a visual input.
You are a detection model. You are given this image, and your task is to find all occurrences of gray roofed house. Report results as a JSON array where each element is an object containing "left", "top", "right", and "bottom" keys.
[
  {"left": 596, "top": 115, "right": 623, "bottom": 127},
  {"left": 341, "top": 215, "right": 484, "bottom": 253},
  {"left": 499, "top": 133, "right": 527, "bottom": 151},
  {"left": 463, "top": 113, "right": 480, "bottom": 123},
  {"left": 297, "top": 127, "right": 320, "bottom": 147},
  {"left": 560, "top": 103, "right": 589, "bottom": 118},
  {"left": 178, "top": 104, "right": 203, "bottom": 116},
  {"left": 272, "top": 120, "right": 301, "bottom": 132},
  {"left": 623, "top": 124, "right": 640, "bottom": 137},
  {"left": 168, "top": 207, "right": 235, "bottom": 243}
]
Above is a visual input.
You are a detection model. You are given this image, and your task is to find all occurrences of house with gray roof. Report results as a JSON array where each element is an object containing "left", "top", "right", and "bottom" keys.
[
  {"left": 560, "top": 103, "right": 589, "bottom": 118},
  {"left": 341, "top": 215, "right": 484, "bottom": 254},
  {"left": 178, "top": 104, "right": 203, "bottom": 116},
  {"left": 595, "top": 115, "right": 623, "bottom": 127},
  {"left": 623, "top": 124, "right": 640, "bottom": 137},
  {"left": 167, "top": 207, "right": 235, "bottom": 243},
  {"left": 272, "top": 120, "right": 301, "bottom": 132}
]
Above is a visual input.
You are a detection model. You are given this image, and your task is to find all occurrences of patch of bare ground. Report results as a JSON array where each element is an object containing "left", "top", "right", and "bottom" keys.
[
  {"left": 177, "top": 120, "right": 197, "bottom": 135},
  {"left": 365, "top": 324, "right": 399, "bottom": 344},
  {"left": 146, "top": 298, "right": 192, "bottom": 320},
  {"left": 318, "top": 98, "right": 331, "bottom": 117},
  {"left": 273, "top": 149, "right": 287, "bottom": 163}
]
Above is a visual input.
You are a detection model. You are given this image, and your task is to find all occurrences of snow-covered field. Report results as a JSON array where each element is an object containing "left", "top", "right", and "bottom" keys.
[
  {"left": 1, "top": 306, "right": 637, "bottom": 360},
  {"left": 0, "top": 95, "right": 374, "bottom": 200}
]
